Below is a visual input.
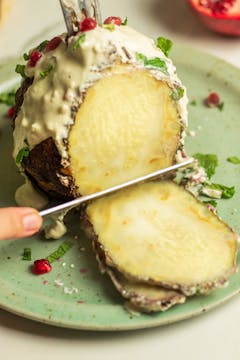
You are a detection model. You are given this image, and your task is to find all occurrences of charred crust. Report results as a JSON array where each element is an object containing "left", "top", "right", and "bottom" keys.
[
  {"left": 121, "top": 46, "right": 132, "bottom": 60},
  {"left": 22, "top": 137, "right": 79, "bottom": 200},
  {"left": 13, "top": 77, "right": 34, "bottom": 129}
]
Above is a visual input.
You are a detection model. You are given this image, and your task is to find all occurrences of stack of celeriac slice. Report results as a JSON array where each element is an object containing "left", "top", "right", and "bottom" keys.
[{"left": 85, "top": 181, "right": 238, "bottom": 312}]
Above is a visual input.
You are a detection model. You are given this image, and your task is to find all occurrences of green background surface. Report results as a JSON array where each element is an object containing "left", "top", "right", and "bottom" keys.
[{"left": 0, "top": 45, "right": 239, "bottom": 331}]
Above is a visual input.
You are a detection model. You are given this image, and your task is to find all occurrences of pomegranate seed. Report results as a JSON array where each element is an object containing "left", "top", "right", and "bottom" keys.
[
  {"left": 45, "top": 37, "right": 62, "bottom": 52},
  {"left": 199, "top": 0, "right": 236, "bottom": 13},
  {"left": 205, "top": 92, "right": 220, "bottom": 107},
  {"left": 32, "top": 259, "right": 52, "bottom": 275},
  {"left": 104, "top": 16, "right": 122, "bottom": 26},
  {"left": 79, "top": 17, "right": 97, "bottom": 31},
  {"left": 28, "top": 50, "right": 42, "bottom": 67},
  {"left": 7, "top": 106, "right": 15, "bottom": 118}
]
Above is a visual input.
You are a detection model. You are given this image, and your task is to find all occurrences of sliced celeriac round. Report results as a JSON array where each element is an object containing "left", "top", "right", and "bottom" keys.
[
  {"left": 69, "top": 66, "right": 181, "bottom": 195},
  {"left": 86, "top": 181, "right": 238, "bottom": 295}
]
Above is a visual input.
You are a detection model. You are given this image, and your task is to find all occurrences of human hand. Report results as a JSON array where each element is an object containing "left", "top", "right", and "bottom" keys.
[{"left": 0, "top": 207, "right": 42, "bottom": 240}]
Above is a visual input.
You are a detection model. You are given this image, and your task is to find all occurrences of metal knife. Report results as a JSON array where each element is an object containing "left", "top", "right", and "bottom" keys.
[{"left": 39, "top": 158, "right": 194, "bottom": 217}]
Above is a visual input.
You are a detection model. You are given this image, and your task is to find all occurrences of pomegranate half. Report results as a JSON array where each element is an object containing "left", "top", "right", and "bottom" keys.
[{"left": 188, "top": 0, "right": 240, "bottom": 36}]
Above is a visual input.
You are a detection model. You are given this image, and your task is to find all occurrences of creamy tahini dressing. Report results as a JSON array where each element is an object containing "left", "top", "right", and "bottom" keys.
[{"left": 15, "top": 179, "right": 48, "bottom": 209}]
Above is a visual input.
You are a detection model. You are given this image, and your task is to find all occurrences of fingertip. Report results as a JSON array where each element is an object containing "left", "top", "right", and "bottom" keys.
[
  {"left": 21, "top": 208, "right": 43, "bottom": 236},
  {"left": 0, "top": 207, "right": 43, "bottom": 240}
]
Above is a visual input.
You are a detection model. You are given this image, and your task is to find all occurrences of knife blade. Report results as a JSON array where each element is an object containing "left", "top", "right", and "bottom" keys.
[{"left": 39, "top": 158, "right": 194, "bottom": 217}]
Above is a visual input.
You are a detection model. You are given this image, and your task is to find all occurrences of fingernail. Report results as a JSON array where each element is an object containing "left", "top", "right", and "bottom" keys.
[{"left": 22, "top": 213, "right": 40, "bottom": 232}]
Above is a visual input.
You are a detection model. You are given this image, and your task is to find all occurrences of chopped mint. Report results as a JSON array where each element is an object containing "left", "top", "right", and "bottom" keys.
[
  {"left": 227, "top": 156, "right": 240, "bottom": 165},
  {"left": 15, "top": 64, "right": 26, "bottom": 78},
  {"left": 103, "top": 23, "right": 115, "bottom": 31},
  {"left": 147, "top": 58, "right": 168, "bottom": 73},
  {"left": 171, "top": 87, "right": 184, "bottom": 101},
  {"left": 0, "top": 90, "right": 16, "bottom": 106},
  {"left": 122, "top": 17, "right": 128, "bottom": 26},
  {"left": 136, "top": 53, "right": 168, "bottom": 75},
  {"left": 23, "top": 53, "right": 30, "bottom": 61},
  {"left": 40, "top": 64, "right": 53, "bottom": 79},
  {"left": 37, "top": 40, "right": 49, "bottom": 52},
  {"left": 156, "top": 36, "right": 173, "bottom": 57},
  {"left": 206, "top": 183, "right": 235, "bottom": 200},
  {"left": 16, "top": 142, "right": 30, "bottom": 165},
  {"left": 73, "top": 34, "right": 86, "bottom": 50},
  {"left": 22, "top": 248, "right": 32, "bottom": 261},
  {"left": 190, "top": 99, "right": 197, "bottom": 106},
  {"left": 218, "top": 102, "right": 224, "bottom": 111},
  {"left": 46, "top": 241, "right": 73, "bottom": 264},
  {"left": 203, "top": 200, "right": 217, "bottom": 208},
  {"left": 193, "top": 153, "right": 218, "bottom": 179},
  {"left": 136, "top": 53, "right": 148, "bottom": 63}
]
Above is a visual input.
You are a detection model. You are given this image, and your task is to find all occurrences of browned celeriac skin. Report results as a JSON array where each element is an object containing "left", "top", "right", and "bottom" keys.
[
  {"left": 80, "top": 224, "right": 186, "bottom": 313},
  {"left": 90, "top": 236, "right": 177, "bottom": 314},
  {"left": 108, "top": 269, "right": 186, "bottom": 313},
  {"left": 85, "top": 181, "right": 238, "bottom": 297}
]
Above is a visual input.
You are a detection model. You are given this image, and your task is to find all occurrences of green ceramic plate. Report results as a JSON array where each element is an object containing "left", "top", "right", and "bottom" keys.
[{"left": 0, "top": 45, "right": 240, "bottom": 331}]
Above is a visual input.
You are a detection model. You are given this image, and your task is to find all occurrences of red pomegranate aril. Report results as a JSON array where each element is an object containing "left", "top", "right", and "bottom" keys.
[
  {"left": 7, "top": 106, "right": 15, "bottom": 118},
  {"left": 79, "top": 17, "right": 97, "bottom": 32},
  {"left": 198, "top": 0, "right": 236, "bottom": 14},
  {"left": 32, "top": 259, "right": 52, "bottom": 275},
  {"left": 205, "top": 92, "right": 220, "bottom": 107},
  {"left": 45, "top": 37, "right": 62, "bottom": 52},
  {"left": 28, "top": 50, "right": 42, "bottom": 67},
  {"left": 104, "top": 16, "right": 122, "bottom": 25}
]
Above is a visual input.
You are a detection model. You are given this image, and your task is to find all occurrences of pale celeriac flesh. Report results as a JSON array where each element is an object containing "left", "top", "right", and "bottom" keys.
[{"left": 86, "top": 181, "right": 238, "bottom": 296}]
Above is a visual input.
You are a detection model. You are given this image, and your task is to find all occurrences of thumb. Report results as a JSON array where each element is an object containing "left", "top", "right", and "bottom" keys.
[{"left": 0, "top": 207, "right": 42, "bottom": 240}]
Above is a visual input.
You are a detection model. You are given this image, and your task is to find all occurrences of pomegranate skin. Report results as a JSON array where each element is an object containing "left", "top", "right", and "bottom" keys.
[{"left": 188, "top": 0, "right": 240, "bottom": 36}]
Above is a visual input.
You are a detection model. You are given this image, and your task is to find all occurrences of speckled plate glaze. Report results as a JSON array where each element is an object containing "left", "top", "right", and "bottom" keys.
[{"left": 0, "top": 45, "right": 239, "bottom": 331}]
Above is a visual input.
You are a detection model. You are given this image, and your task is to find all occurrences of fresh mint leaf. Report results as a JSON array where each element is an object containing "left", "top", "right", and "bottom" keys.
[
  {"left": 22, "top": 248, "right": 32, "bottom": 261},
  {"left": 103, "top": 23, "right": 115, "bottom": 31},
  {"left": 208, "top": 183, "right": 235, "bottom": 199},
  {"left": 15, "top": 64, "right": 26, "bottom": 78},
  {"left": 73, "top": 34, "right": 86, "bottom": 50},
  {"left": 23, "top": 53, "right": 30, "bottom": 61},
  {"left": 227, "top": 156, "right": 240, "bottom": 165},
  {"left": 16, "top": 144, "right": 30, "bottom": 165},
  {"left": 193, "top": 153, "right": 218, "bottom": 179},
  {"left": 37, "top": 40, "right": 49, "bottom": 52},
  {"left": 218, "top": 102, "right": 224, "bottom": 111},
  {"left": 156, "top": 36, "right": 173, "bottom": 57},
  {"left": 40, "top": 64, "right": 53, "bottom": 79},
  {"left": 146, "top": 58, "right": 168, "bottom": 73},
  {"left": 0, "top": 90, "right": 16, "bottom": 106},
  {"left": 136, "top": 53, "right": 168, "bottom": 75},
  {"left": 136, "top": 52, "right": 148, "bottom": 63},
  {"left": 190, "top": 99, "right": 197, "bottom": 106},
  {"left": 203, "top": 200, "right": 217, "bottom": 208},
  {"left": 171, "top": 87, "right": 184, "bottom": 101},
  {"left": 122, "top": 17, "right": 128, "bottom": 26},
  {"left": 46, "top": 241, "right": 73, "bottom": 264}
]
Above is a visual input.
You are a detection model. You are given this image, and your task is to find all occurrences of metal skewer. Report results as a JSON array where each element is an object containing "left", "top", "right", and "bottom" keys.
[{"left": 39, "top": 159, "right": 195, "bottom": 217}]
